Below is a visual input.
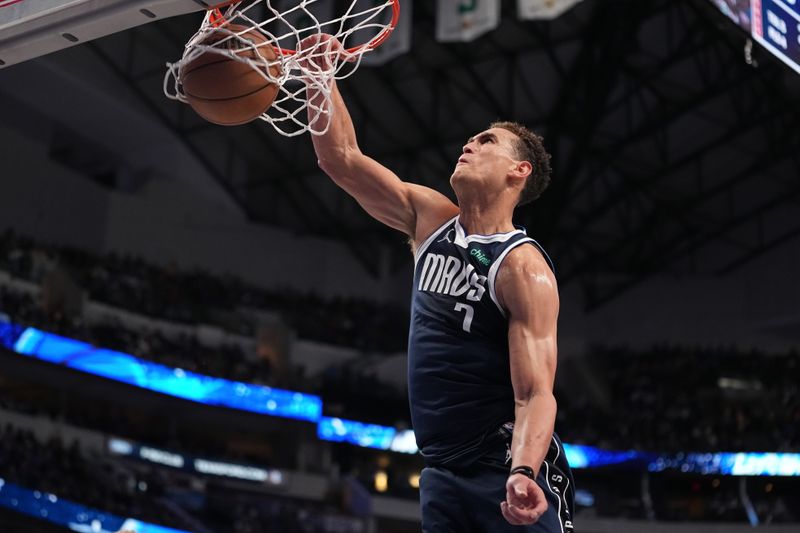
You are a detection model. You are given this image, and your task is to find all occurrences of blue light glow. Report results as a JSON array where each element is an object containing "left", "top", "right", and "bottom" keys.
[
  {"left": 0, "top": 478, "right": 188, "bottom": 533},
  {"left": 2, "top": 321, "right": 321, "bottom": 422},
  {"left": 648, "top": 451, "right": 800, "bottom": 477},
  {"left": 317, "top": 417, "right": 397, "bottom": 450},
  {"left": 562, "top": 443, "right": 652, "bottom": 470}
]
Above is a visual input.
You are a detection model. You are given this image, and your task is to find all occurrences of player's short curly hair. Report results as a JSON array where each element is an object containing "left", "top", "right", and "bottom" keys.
[{"left": 491, "top": 121, "right": 552, "bottom": 206}]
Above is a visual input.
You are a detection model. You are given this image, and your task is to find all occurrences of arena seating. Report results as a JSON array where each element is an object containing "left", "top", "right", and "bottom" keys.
[
  {"left": 0, "top": 230, "right": 408, "bottom": 352},
  {"left": 556, "top": 346, "right": 800, "bottom": 453},
  {"left": 0, "top": 422, "right": 368, "bottom": 533}
]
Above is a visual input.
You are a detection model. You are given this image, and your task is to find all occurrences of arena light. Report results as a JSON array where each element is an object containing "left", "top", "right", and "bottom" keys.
[
  {"left": 108, "top": 437, "right": 134, "bottom": 456},
  {"left": 374, "top": 470, "right": 388, "bottom": 493},
  {"left": 193, "top": 459, "right": 270, "bottom": 482},
  {"left": 140, "top": 447, "right": 185, "bottom": 468},
  {"left": 389, "top": 429, "right": 419, "bottom": 454}
]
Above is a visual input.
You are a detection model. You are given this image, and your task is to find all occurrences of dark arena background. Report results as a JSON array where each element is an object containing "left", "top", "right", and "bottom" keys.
[{"left": 1, "top": 0, "right": 799, "bottom": 532}]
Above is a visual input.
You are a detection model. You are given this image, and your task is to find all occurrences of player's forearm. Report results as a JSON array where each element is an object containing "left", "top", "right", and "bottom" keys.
[
  {"left": 308, "top": 80, "right": 361, "bottom": 178},
  {"left": 510, "top": 392, "right": 557, "bottom": 477}
]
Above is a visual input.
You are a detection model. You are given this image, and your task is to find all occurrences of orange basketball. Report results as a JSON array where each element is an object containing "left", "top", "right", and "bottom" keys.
[{"left": 180, "top": 24, "right": 281, "bottom": 126}]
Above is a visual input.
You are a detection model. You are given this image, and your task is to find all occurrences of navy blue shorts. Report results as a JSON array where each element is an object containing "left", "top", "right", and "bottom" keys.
[{"left": 420, "top": 433, "right": 575, "bottom": 533}]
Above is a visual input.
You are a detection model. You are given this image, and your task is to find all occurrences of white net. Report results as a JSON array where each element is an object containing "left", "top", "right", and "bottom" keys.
[{"left": 164, "top": 0, "right": 398, "bottom": 136}]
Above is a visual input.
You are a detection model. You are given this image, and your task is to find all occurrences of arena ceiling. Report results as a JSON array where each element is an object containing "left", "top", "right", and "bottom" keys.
[{"left": 3, "top": 0, "right": 800, "bottom": 310}]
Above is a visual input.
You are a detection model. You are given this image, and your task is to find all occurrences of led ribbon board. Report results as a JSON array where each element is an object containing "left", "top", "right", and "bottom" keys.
[
  {"left": 3, "top": 318, "right": 800, "bottom": 475},
  {"left": 317, "top": 417, "right": 399, "bottom": 450},
  {"left": 562, "top": 444, "right": 655, "bottom": 470},
  {"left": 317, "top": 422, "right": 800, "bottom": 475},
  {"left": 567, "top": 445, "right": 800, "bottom": 476},
  {"left": 649, "top": 451, "right": 800, "bottom": 476},
  {"left": 108, "top": 437, "right": 285, "bottom": 485},
  {"left": 0, "top": 320, "right": 321, "bottom": 422},
  {"left": 0, "top": 478, "right": 188, "bottom": 533}
]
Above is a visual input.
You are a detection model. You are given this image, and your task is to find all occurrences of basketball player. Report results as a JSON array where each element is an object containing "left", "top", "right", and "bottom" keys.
[{"left": 301, "top": 36, "right": 574, "bottom": 532}]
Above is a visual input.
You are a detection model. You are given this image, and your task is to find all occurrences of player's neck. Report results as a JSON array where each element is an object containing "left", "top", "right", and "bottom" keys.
[{"left": 457, "top": 206, "right": 515, "bottom": 236}]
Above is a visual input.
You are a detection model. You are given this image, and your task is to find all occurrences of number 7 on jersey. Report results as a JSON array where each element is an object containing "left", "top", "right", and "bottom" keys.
[{"left": 454, "top": 303, "right": 474, "bottom": 333}]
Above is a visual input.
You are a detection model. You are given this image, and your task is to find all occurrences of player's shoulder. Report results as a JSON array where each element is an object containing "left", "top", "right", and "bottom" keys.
[
  {"left": 503, "top": 242, "right": 553, "bottom": 274},
  {"left": 496, "top": 244, "right": 559, "bottom": 315},
  {"left": 407, "top": 183, "right": 458, "bottom": 217},
  {"left": 496, "top": 243, "right": 558, "bottom": 293}
]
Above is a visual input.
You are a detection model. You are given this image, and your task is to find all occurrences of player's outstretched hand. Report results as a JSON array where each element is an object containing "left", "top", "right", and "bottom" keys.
[
  {"left": 501, "top": 473, "right": 548, "bottom": 525},
  {"left": 297, "top": 34, "right": 353, "bottom": 75}
]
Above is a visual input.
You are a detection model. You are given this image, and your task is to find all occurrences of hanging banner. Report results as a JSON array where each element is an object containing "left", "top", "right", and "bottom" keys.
[
  {"left": 361, "top": 0, "right": 413, "bottom": 66},
  {"left": 517, "top": 0, "right": 583, "bottom": 20},
  {"left": 436, "top": 0, "right": 500, "bottom": 43}
]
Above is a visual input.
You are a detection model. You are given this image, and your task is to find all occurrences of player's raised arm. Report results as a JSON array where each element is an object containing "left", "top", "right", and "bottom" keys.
[{"left": 300, "top": 35, "right": 457, "bottom": 242}]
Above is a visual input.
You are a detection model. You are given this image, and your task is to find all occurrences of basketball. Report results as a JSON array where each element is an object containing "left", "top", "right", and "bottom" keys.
[{"left": 179, "top": 24, "right": 281, "bottom": 126}]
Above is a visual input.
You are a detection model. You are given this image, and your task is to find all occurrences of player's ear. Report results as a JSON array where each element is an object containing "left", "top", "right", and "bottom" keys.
[
  {"left": 509, "top": 160, "right": 532, "bottom": 182},
  {"left": 507, "top": 162, "right": 529, "bottom": 194}
]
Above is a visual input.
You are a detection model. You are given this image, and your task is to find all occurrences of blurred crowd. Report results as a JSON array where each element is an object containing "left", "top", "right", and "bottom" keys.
[
  {"left": 556, "top": 345, "right": 800, "bottom": 453},
  {"left": 0, "top": 230, "right": 408, "bottom": 352},
  {"left": 207, "top": 490, "right": 366, "bottom": 533},
  {"left": 0, "top": 424, "right": 187, "bottom": 529},
  {"left": 0, "top": 285, "right": 275, "bottom": 387},
  {"left": 0, "top": 392, "right": 259, "bottom": 467},
  {"left": 0, "top": 424, "right": 366, "bottom": 533}
]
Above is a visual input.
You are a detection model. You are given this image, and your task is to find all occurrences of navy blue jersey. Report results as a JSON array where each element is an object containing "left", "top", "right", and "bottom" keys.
[{"left": 408, "top": 216, "right": 555, "bottom": 467}]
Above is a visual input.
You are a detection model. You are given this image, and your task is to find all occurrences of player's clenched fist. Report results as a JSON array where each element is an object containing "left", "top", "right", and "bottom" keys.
[{"left": 501, "top": 472, "right": 548, "bottom": 525}]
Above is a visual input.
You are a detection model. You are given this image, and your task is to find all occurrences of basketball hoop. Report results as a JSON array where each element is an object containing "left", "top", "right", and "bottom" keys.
[{"left": 164, "top": 0, "right": 400, "bottom": 137}]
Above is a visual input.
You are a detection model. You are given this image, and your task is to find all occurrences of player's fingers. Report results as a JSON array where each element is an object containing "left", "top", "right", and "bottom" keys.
[
  {"left": 502, "top": 501, "right": 542, "bottom": 524},
  {"left": 500, "top": 502, "right": 524, "bottom": 525},
  {"left": 531, "top": 494, "right": 548, "bottom": 517},
  {"left": 506, "top": 487, "right": 529, "bottom": 508},
  {"left": 321, "top": 39, "right": 358, "bottom": 65}
]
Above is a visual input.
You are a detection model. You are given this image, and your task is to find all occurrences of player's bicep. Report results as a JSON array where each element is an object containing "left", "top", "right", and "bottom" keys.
[{"left": 499, "top": 250, "right": 560, "bottom": 400}]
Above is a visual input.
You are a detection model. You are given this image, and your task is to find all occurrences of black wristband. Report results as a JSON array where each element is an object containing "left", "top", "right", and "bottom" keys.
[{"left": 509, "top": 465, "right": 536, "bottom": 480}]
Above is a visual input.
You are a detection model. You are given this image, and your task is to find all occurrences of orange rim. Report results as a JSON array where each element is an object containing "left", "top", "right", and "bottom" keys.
[{"left": 207, "top": 0, "right": 400, "bottom": 56}]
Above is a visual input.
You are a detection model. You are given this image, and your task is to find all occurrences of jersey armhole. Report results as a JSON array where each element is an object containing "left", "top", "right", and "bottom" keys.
[
  {"left": 487, "top": 239, "right": 555, "bottom": 317},
  {"left": 413, "top": 216, "right": 458, "bottom": 267}
]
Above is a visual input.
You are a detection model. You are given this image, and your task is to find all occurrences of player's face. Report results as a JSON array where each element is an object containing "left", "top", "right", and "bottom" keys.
[{"left": 450, "top": 128, "right": 521, "bottom": 193}]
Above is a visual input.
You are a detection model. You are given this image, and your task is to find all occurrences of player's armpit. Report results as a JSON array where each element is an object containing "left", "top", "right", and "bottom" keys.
[{"left": 407, "top": 183, "right": 459, "bottom": 247}]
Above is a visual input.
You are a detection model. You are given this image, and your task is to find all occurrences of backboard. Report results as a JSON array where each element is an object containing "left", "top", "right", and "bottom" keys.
[{"left": 0, "top": 0, "right": 213, "bottom": 68}]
